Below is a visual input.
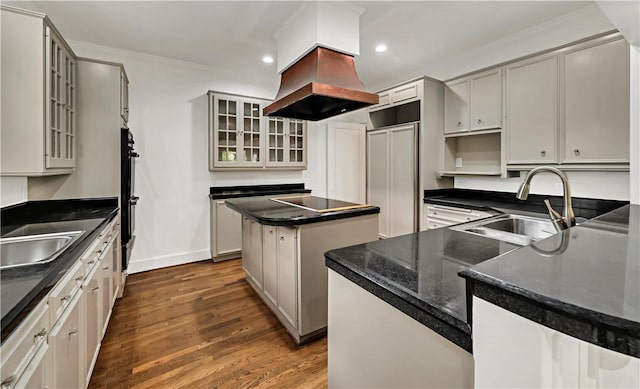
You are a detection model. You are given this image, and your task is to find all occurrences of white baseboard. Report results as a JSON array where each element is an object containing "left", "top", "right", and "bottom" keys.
[{"left": 127, "top": 249, "right": 211, "bottom": 274}]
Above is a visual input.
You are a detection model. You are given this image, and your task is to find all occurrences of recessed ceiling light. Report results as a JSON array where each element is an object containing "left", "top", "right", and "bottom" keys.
[
  {"left": 262, "top": 56, "right": 274, "bottom": 63},
  {"left": 375, "top": 44, "right": 387, "bottom": 53}
]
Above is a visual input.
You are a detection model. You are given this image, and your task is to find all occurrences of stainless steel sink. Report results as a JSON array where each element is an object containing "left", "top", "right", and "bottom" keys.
[
  {"left": 451, "top": 214, "right": 557, "bottom": 246},
  {"left": 0, "top": 231, "right": 84, "bottom": 269}
]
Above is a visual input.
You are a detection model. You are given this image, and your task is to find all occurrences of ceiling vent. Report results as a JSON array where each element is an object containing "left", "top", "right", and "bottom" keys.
[{"left": 263, "top": 3, "right": 378, "bottom": 121}]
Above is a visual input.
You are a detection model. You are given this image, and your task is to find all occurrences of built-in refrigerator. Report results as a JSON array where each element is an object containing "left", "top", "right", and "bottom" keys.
[{"left": 366, "top": 122, "right": 419, "bottom": 238}]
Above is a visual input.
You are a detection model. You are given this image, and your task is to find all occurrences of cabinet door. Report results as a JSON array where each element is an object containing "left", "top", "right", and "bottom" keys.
[
  {"left": 444, "top": 79, "right": 469, "bottom": 134},
  {"left": 240, "top": 100, "right": 263, "bottom": 167},
  {"left": 49, "top": 292, "right": 82, "bottom": 389},
  {"left": 212, "top": 95, "right": 240, "bottom": 167},
  {"left": 13, "top": 342, "right": 49, "bottom": 389},
  {"left": 470, "top": 69, "right": 502, "bottom": 131},
  {"left": 214, "top": 201, "right": 242, "bottom": 257},
  {"left": 241, "top": 217, "right": 251, "bottom": 274},
  {"left": 389, "top": 125, "right": 416, "bottom": 237},
  {"left": 286, "top": 119, "right": 306, "bottom": 167},
  {"left": 249, "top": 220, "right": 263, "bottom": 289},
  {"left": 506, "top": 54, "right": 558, "bottom": 164},
  {"left": 562, "top": 37, "right": 629, "bottom": 163},
  {"left": 277, "top": 227, "right": 297, "bottom": 328},
  {"left": 82, "top": 265, "right": 101, "bottom": 387},
  {"left": 367, "top": 130, "right": 389, "bottom": 238},
  {"left": 262, "top": 225, "right": 278, "bottom": 305},
  {"left": 266, "top": 117, "right": 286, "bottom": 166},
  {"left": 100, "top": 242, "right": 115, "bottom": 337}
]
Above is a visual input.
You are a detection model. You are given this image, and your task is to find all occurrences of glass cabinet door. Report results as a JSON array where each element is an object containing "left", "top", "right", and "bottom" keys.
[
  {"left": 215, "top": 97, "right": 238, "bottom": 165},
  {"left": 267, "top": 117, "right": 285, "bottom": 166},
  {"left": 287, "top": 119, "right": 306, "bottom": 166},
  {"left": 242, "top": 101, "right": 262, "bottom": 166}
]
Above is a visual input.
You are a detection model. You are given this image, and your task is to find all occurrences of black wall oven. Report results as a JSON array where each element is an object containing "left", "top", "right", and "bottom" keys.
[{"left": 121, "top": 128, "right": 139, "bottom": 271}]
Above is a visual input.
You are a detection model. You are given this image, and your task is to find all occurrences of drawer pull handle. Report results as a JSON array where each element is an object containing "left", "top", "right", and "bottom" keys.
[
  {"left": 75, "top": 276, "right": 84, "bottom": 282},
  {"left": 68, "top": 328, "right": 78, "bottom": 336},
  {"left": 103, "top": 266, "right": 110, "bottom": 270},
  {"left": 60, "top": 295, "right": 71, "bottom": 303},
  {"left": 91, "top": 286, "right": 100, "bottom": 292},
  {"left": 96, "top": 250, "right": 103, "bottom": 254},
  {"left": 1, "top": 375, "right": 16, "bottom": 387},
  {"left": 88, "top": 260, "right": 96, "bottom": 265},
  {"left": 33, "top": 328, "right": 47, "bottom": 342}
]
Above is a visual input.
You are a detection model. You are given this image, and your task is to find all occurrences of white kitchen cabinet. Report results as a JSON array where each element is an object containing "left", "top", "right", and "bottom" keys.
[
  {"left": 369, "top": 79, "right": 422, "bottom": 112},
  {"left": 99, "top": 240, "right": 115, "bottom": 337},
  {"left": 248, "top": 220, "right": 263, "bottom": 289},
  {"left": 561, "top": 34, "right": 630, "bottom": 164},
  {"left": 210, "top": 200, "right": 242, "bottom": 261},
  {"left": 262, "top": 225, "right": 278, "bottom": 306},
  {"left": 120, "top": 68, "right": 129, "bottom": 126},
  {"left": 277, "top": 227, "right": 298, "bottom": 329},
  {"left": 265, "top": 117, "right": 307, "bottom": 168},
  {"left": 12, "top": 342, "right": 49, "bottom": 389},
  {"left": 0, "top": 300, "right": 49, "bottom": 389},
  {"left": 506, "top": 53, "right": 558, "bottom": 164},
  {"left": 473, "top": 297, "right": 640, "bottom": 388},
  {"left": 367, "top": 124, "right": 418, "bottom": 238},
  {"left": 1, "top": 5, "right": 76, "bottom": 176},
  {"left": 241, "top": 216, "right": 251, "bottom": 273},
  {"left": 445, "top": 69, "right": 502, "bottom": 134},
  {"left": 82, "top": 264, "right": 101, "bottom": 387},
  {"left": 444, "top": 79, "right": 470, "bottom": 134},
  {"left": 49, "top": 292, "right": 83, "bottom": 389},
  {"left": 423, "top": 204, "right": 493, "bottom": 230}
]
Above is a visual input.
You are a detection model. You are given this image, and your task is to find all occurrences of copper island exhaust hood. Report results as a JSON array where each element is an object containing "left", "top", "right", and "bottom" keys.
[{"left": 263, "top": 47, "right": 379, "bottom": 121}]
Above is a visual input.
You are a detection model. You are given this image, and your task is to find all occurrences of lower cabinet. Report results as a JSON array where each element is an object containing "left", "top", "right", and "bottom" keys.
[
  {"left": 49, "top": 292, "right": 83, "bottom": 389},
  {"left": 82, "top": 264, "right": 101, "bottom": 387},
  {"left": 100, "top": 241, "right": 115, "bottom": 337},
  {"left": 277, "top": 227, "right": 297, "bottom": 328},
  {"left": 13, "top": 342, "right": 49, "bottom": 389},
  {"left": 473, "top": 297, "right": 640, "bottom": 388},
  {"left": 248, "top": 220, "right": 263, "bottom": 289},
  {"left": 241, "top": 217, "right": 251, "bottom": 273},
  {"left": 262, "top": 225, "right": 278, "bottom": 305},
  {"left": 423, "top": 203, "right": 493, "bottom": 230}
]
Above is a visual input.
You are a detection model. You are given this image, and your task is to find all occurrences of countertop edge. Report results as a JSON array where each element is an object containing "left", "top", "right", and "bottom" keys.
[
  {"left": 209, "top": 189, "right": 312, "bottom": 200},
  {"left": 325, "top": 254, "right": 473, "bottom": 353},
  {"left": 460, "top": 268, "right": 640, "bottom": 358}
]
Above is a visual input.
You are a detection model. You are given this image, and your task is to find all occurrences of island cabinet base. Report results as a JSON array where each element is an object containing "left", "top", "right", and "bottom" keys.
[
  {"left": 327, "top": 270, "right": 474, "bottom": 388},
  {"left": 241, "top": 214, "right": 379, "bottom": 344}
]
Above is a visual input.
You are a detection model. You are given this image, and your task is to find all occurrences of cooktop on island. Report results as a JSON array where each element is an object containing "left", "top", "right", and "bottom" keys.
[{"left": 270, "top": 195, "right": 369, "bottom": 213}]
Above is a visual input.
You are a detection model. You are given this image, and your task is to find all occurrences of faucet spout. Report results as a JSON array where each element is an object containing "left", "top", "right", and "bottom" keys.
[{"left": 516, "top": 166, "right": 576, "bottom": 229}]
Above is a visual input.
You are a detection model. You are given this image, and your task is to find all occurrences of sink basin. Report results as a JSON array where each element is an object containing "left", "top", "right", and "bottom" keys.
[
  {"left": 0, "top": 231, "right": 84, "bottom": 270},
  {"left": 451, "top": 214, "right": 557, "bottom": 246}
]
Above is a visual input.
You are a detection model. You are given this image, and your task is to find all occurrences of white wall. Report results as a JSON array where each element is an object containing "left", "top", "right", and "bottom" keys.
[
  {"left": 63, "top": 41, "right": 328, "bottom": 273},
  {"left": 0, "top": 177, "right": 28, "bottom": 207}
]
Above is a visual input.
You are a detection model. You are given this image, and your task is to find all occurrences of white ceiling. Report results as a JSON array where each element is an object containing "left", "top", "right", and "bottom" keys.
[{"left": 27, "top": 1, "right": 597, "bottom": 90}]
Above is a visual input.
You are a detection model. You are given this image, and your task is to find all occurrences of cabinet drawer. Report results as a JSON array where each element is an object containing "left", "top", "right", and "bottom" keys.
[
  {"left": 424, "top": 216, "right": 456, "bottom": 230},
  {"left": 0, "top": 300, "right": 49, "bottom": 389},
  {"left": 48, "top": 260, "right": 84, "bottom": 321},
  {"left": 426, "top": 204, "right": 491, "bottom": 223},
  {"left": 391, "top": 82, "right": 419, "bottom": 104}
]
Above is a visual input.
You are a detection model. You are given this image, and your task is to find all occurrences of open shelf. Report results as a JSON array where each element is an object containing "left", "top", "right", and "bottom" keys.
[
  {"left": 444, "top": 128, "right": 502, "bottom": 138},
  {"left": 437, "top": 170, "right": 502, "bottom": 177},
  {"left": 442, "top": 132, "right": 502, "bottom": 176}
]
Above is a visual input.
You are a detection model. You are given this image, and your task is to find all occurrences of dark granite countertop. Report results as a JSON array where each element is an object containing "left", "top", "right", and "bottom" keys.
[
  {"left": 226, "top": 196, "right": 380, "bottom": 227},
  {"left": 209, "top": 183, "right": 311, "bottom": 200},
  {"left": 424, "top": 188, "right": 626, "bottom": 219},
  {"left": 461, "top": 204, "right": 639, "bottom": 358},
  {"left": 1, "top": 198, "right": 118, "bottom": 342},
  {"left": 325, "top": 225, "right": 523, "bottom": 352}
]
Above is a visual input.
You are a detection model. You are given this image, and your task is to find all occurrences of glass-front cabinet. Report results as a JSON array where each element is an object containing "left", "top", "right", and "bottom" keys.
[{"left": 208, "top": 91, "right": 307, "bottom": 170}]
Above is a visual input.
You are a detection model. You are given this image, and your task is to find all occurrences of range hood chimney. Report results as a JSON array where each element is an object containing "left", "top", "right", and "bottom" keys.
[{"left": 263, "top": 2, "right": 378, "bottom": 121}]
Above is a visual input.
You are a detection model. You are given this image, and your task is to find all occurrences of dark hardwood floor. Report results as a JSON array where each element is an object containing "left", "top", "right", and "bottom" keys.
[{"left": 89, "top": 259, "right": 327, "bottom": 388}]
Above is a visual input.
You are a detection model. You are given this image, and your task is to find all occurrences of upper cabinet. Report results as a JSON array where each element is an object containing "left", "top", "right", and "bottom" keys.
[
  {"left": 120, "top": 69, "right": 129, "bottom": 126},
  {"left": 208, "top": 91, "right": 307, "bottom": 171},
  {"left": 445, "top": 69, "right": 502, "bottom": 134},
  {"left": 1, "top": 6, "right": 77, "bottom": 176},
  {"left": 506, "top": 53, "right": 558, "bottom": 164},
  {"left": 561, "top": 35, "right": 630, "bottom": 164},
  {"left": 369, "top": 79, "right": 422, "bottom": 112}
]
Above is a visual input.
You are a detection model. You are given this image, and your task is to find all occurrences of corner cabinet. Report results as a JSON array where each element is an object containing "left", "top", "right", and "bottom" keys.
[
  {"left": 1, "top": 5, "right": 77, "bottom": 176},
  {"left": 207, "top": 91, "right": 307, "bottom": 171}
]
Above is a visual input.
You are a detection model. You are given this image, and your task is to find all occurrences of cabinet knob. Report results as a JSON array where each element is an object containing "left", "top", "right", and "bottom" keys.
[
  {"left": 91, "top": 286, "right": 100, "bottom": 292},
  {"left": 75, "top": 276, "right": 84, "bottom": 282},
  {"left": 477, "top": 119, "right": 483, "bottom": 124},
  {"left": 88, "top": 260, "right": 96, "bottom": 265},
  {"left": 269, "top": 230, "right": 274, "bottom": 234},
  {"left": 33, "top": 328, "right": 47, "bottom": 343},
  {"left": 457, "top": 121, "right": 462, "bottom": 127},
  {"left": 68, "top": 328, "right": 79, "bottom": 336},
  {"left": 61, "top": 294, "right": 71, "bottom": 303},
  {"left": 540, "top": 150, "right": 546, "bottom": 157},
  {"left": 280, "top": 236, "right": 285, "bottom": 241},
  {"left": 574, "top": 148, "right": 580, "bottom": 156}
]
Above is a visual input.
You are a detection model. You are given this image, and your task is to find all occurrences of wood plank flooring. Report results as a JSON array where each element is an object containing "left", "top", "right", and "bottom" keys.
[{"left": 89, "top": 259, "right": 327, "bottom": 388}]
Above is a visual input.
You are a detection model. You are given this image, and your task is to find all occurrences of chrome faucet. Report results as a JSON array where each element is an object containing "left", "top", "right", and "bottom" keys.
[{"left": 516, "top": 166, "right": 576, "bottom": 231}]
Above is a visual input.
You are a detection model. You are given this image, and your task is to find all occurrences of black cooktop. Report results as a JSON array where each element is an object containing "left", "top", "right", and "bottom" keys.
[{"left": 271, "top": 195, "right": 362, "bottom": 212}]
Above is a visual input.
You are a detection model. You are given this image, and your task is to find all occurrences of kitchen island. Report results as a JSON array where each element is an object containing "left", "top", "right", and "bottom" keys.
[
  {"left": 325, "top": 192, "right": 637, "bottom": 388},
  {"left": 226, "top": 195, "right": 379, "bottom": 344}
]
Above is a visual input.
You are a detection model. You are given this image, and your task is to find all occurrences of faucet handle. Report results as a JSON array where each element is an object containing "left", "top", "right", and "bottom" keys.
[{"left": 544, "top": 199, "right": 568, "bottom": 232}]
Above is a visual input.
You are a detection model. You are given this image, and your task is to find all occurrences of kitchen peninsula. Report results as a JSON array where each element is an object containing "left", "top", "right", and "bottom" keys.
[{"left": 226, "top": 195, "right": 379, "bottom": 344}]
